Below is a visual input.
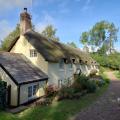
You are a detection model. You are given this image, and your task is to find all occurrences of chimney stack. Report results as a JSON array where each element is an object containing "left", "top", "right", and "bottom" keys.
[{"left": 20, "top": 8, "right": 32, "bottom": 35}]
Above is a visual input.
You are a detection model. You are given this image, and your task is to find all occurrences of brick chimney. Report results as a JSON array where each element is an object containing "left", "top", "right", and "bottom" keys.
[{"left": 20, "top": 8, "right": 32, "bottom": 34}]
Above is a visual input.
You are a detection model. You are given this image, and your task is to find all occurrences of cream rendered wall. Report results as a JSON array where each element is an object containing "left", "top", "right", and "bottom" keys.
[
  {"left": 48, "top": 63, "right": 74, "bottom": 86},
  {"left": 10, "top": 36, "right": 75, "bottom": 86},
  {"left": 0, "top": 67, "right": 18, "bottom": 106},
  {"left": 10, "top": 36, "right": 48, "bottom": 74},
  {"left": 20, "top": 81, "right": 46, "bottom": 104}
]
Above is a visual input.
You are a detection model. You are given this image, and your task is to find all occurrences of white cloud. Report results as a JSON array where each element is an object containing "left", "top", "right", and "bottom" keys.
[
  {"left": 0, "top": 0, "right": 32, "bottom": 12},
  {"left": 81, "top": 0, "right": 92, "bottom": 11},
  {"left": 0, "top": 20, "right": 14, "bottom": 41},
  {"left": 35, "top": 13, "right": 55, "bottom": 32}
]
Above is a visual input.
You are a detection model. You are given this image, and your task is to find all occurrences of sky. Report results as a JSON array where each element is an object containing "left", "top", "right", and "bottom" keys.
[{"left": 0, "top": 0, "right": 120, "bottom": 51}]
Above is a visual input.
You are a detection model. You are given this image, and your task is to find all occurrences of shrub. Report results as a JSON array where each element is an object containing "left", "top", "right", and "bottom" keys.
[
  {"left": 73, "top": 74, "right": 89, "bottom": 92},
  {"left": 104, "top": 78, "right": 110, "bottom": 84},
  {"left": 58, "top": 87, "right": 75, "bottom": 100},
  {"left": 45, "top": 85, "right": 58, "bottom": 97},
  {"left": 95, "top": 80, "right": 106, "bottom": 87},
  {"left": 0, "top": 81, "right": 7, "bottom": 110},
  {"left": 85, "top": 80, "right": 97, "bottom": 93},
  {"left": 73, "top": 74, "right": 97, "bottom": 93},
  {"left": 89, "top": 69, "right": 98, "bottom": 77}
]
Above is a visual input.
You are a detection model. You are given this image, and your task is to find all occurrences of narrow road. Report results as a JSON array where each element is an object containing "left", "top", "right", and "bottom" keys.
[{"left": 75, "top": 71, "right": 120, "bottom": 120}]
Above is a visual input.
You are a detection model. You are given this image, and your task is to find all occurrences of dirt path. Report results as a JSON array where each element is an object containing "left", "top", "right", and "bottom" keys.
[{"left": 75, "top": 71, "right": 120, "bottom": 120}]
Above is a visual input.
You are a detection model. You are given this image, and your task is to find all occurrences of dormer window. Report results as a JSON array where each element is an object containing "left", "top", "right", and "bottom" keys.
[{"left": 30, "top": 49, "right": 37, "bottom": 57}]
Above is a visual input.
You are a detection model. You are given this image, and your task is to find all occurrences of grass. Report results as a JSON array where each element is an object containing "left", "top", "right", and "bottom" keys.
[
  {"left": 0, "top": 84, "right": 109, "bottom": 120},
  {"left": 114, "top": 71, "right": 120, "bottom": 79}
]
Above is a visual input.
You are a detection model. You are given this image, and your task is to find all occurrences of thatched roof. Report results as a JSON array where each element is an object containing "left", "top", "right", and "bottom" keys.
[
  {"left": 8, "top": 30, "right": 95, "bottom": 65},
  {"left": 0, "top": 52, "right": 48, "bottom": 85}
]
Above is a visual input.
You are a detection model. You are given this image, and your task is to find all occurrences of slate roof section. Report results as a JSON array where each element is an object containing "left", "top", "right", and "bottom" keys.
[{"left": 0, "top": 52, "right": 48, "bottom": 85}]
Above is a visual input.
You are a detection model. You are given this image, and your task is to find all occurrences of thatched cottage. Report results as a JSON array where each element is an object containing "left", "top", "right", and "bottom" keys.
[{"left": 0, "top": 8, "right": 99, "bottom": 107}]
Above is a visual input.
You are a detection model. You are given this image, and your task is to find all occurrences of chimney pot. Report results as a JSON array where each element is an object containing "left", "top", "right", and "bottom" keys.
[{"left": 24, "top": 8, "right": 27, "bottom": 12}]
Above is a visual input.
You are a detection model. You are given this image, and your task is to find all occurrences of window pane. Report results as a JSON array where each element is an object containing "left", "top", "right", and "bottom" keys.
[
  {"left": 28, "top": 86, "right": 32, "bottom": 98},
  {"left": 30, "top": 49, "right": 37, "bottom": 57},
  {"left": 33, "top": 84, "right": 39, "bottom": 95}
]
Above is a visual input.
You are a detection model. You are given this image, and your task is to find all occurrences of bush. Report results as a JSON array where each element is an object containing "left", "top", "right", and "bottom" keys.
[
  {"left": 0, "top": 81, "right": 7, "bottom": 110},
  {"left": 73, "top": 74, "right": 97, "bottom": 93},
  {"left": 85, "top": 80, "right": 97, "bottom": 93},
  {"left": 58, "top": 87, "right": 75, "bottom": 100},
  {"left": 73, "top": 74, "right": 89, "bottom": 92},
  {"left": 89, "top": 69, "right": 98, "bottom": 77},
  {"left": 104, "top": 78, "right": 110, "bottom": 84},
  {"left": 45, "top": 85, "right": 58, "bottom": 97},
  {"left": 95, "top": 80, "right": 106, "bottom": 87}
]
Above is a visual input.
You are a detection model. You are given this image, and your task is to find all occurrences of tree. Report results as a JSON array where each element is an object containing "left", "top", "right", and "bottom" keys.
[
  {"left": 0, "top": 24, "right": 20, "bottom": 51},
  {"left": 67, "top": 42, "right": 77, "bottom": 48},
  {"left": 80, "top": 32, "right": 89, "bottom": 45},
  {"left": 80, "top": 21, "right": 119, "bottom": 54},
  {"left": 41, "top": 25, "right": 59, "bottom": 41},
  {"left": 107, "top": 23, "right": 118, "bottom": 54}
]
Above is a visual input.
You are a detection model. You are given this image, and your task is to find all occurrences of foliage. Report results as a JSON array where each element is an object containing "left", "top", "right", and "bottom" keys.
[
  {"left": 67, "top": 42, "right": 77, "bottom": 48},
  {"left": 0, "top": 24, "right": 20, "bottom": 51},
  {"left": 86, "top": 80, "right": 97, "bottom": 93},
  {"left": 73, "top": 74, "right": 97, "bottom": 93},
  {"left": 80, "top": 21, "right": 119, "bottom": 54},
  {"left": 45, "top": 85, "right": 58, "bottom": 97},
  {"left": 114, "top": 71, "right": 120, "bottom": 79},
  {"left": 0, "top": 84, "right": 109, "bottom": 120},
  {"left": 89, "top": 69, "right": 98, "bottom": 77},
  {"left": 91, "top": 52, "right": 120, "bottom": 70},
  {"left": 41, "top": 25, "right": 59, "bottom": 41},
  {"left": 0, "top": 81, "right": 7, "bottom": 110}
]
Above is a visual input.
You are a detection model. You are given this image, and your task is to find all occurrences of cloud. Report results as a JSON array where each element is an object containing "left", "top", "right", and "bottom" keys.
[
  {"left": 35, "top": 13, "right": 55, "bottom": 32},
  {"left": 0, "top": 20, "right": 14, "bottom": 41},
  {"left": 0, "top": 0, "right": 32, "bottom": 12},
  {"left": 81, "top": 0, "right": 92, "bottom": 11}
]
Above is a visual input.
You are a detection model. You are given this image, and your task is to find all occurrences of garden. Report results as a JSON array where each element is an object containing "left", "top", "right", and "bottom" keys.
[{"left": 0, "top": 71, "right": 110, "bottom": 120}]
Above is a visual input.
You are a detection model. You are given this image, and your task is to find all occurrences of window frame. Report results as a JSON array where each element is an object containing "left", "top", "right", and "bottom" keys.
[
  {"left": 30, "top": 49, "right": 37, "bottom": 57},
  {"left": 28, "top": 84, "right": 39, "bottom": 99}
]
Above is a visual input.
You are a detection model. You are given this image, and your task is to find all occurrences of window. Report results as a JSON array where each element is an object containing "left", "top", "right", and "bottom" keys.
[
  {"left": 30, "top": 49, "right": 37, "bottom": 57},
  {"left": 28, "top": 84, "right": 39, "bottom": 98},
  {"left": 33, "top": 84, "right": 39, "bottom": 95},
  {"left": 59, "top": 59, "right": 64, "bottom": 69},
  {"left": 28, "top": 86, "right": 32, "bottom": 98}
]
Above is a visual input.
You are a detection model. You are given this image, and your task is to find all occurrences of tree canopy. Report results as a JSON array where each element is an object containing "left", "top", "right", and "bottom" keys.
[
  {"left": 41, "top": 25, "right": 59, "bottom": 41},
  {"left": 67, "top": 42, "right": 77, "bottom": 48},
  {"left": 80, "top": 21, "right": 119, "bottom": 54},
  {"left": 0, "top": 24, "right": 20, "bottom": 51}
]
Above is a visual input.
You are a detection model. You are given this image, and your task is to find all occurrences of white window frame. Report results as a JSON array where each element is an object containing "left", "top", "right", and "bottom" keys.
[
  {"left": 28, "top": 84, "right": 39, "bottom": 99},
  {"left": 30, "top": 49, "right": 37, "bottom": 57}
]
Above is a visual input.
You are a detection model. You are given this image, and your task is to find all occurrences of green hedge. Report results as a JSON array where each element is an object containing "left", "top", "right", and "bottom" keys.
[
  {"left": 91, "top": 53, "right": 120, "bottom": 70},
  {"left": 0, "top": 81, "right": 7, "bottom": 110}
]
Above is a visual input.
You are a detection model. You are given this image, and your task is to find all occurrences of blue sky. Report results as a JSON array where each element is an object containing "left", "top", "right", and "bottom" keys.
[{"left": 0, "top": 0, "right": 120, "bottom": 51}]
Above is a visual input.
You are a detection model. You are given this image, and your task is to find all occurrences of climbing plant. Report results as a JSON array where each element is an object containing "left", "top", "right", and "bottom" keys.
[{"left": 0, "top": 79, "right": 7, "bottom": 110}]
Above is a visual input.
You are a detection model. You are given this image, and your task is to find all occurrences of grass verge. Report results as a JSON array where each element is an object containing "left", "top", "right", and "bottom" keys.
[
  {"left": 114, "top": 71, "right": 120, "bottom": 79},
  {"left": 0, "top": 84, "right": 109, "bottom": 120}
]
